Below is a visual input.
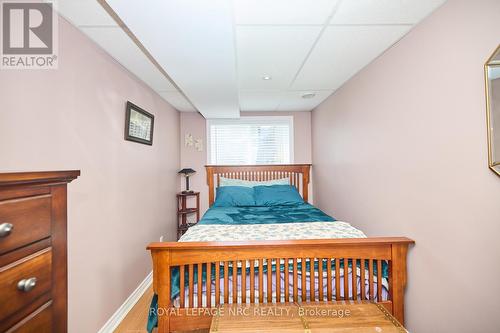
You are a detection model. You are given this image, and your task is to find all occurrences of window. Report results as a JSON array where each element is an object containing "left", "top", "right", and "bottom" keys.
[{"left": 207, "top": 116, "right": 293, "bottom": 165}]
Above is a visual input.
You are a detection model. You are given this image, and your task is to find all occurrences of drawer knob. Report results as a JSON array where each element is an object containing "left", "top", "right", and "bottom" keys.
[
  {"left": 0, "top": 223, "right": 13, "bottom": 237},
  {"left": 17, "top": 277, "right": 37, "bottom": 292}
]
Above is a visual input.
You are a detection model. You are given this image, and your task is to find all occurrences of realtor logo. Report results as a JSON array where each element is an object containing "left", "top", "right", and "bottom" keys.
[{"left": 1, "top": 1, "right": 58, "bottom": 69}]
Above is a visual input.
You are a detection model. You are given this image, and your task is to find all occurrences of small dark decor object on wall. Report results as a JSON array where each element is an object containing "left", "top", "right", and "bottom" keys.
[
  {"left": 178, "top": 168, "right": 196, "bottom": 193},
  {"left": 125, "top": 101, "right": 154, "bottom": 145}
]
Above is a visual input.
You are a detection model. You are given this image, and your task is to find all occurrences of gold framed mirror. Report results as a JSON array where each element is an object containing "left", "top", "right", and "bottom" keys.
[{"left": 485, "top": 45, "right": 500, "bottom": 176}]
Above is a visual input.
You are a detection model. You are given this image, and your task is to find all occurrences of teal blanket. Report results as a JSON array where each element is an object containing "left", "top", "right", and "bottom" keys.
[{"left": 198, "top": 203, "right": 335, "bottom": 225}]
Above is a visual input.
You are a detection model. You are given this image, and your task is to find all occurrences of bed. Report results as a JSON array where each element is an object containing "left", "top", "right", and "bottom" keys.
[{"left": 147, "top": 164, "right": 414, "bottom": 332}]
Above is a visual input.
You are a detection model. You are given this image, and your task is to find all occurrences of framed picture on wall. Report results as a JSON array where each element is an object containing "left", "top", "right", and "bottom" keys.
[{"left": 125, "top": 101, "right": 154, "bottom": 145}]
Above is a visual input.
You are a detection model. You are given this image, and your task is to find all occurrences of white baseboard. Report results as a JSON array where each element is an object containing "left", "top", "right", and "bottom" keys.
[{"left": 98, "top": 271, "right": 153, "bottom": 333}]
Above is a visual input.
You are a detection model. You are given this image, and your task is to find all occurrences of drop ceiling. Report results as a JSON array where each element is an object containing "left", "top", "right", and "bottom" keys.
[{"left": 55, "top": 0, "right": 446, "bottom": 118}]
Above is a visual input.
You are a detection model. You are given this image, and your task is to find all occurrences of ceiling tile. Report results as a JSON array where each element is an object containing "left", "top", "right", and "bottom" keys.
[
  {"left": 56, "top": 0, "right": 117, "bottom": 27},
  {"left": 107, "top": 0, "right": 239, "bottom": 119},
  {"left": 80, "top": 27, "right": 176, "bottom": 92},
  {"left": 239, "top": 91, "right": 284, "bottom": 111},
  {"left": 277, "top": 90, "right": 333, "bottom": 111},
  {"left": 331, "top": 0, "right": 446, "bottom": 25},
  {"left": 291, "top": 25, "right": 411, "bottom": 91},
  {"left": 236, "top": 26, "right": 321, "bottom": 91},
  {"left": 158, "top": 91, "right": 196, "bottom": 112},
  {"left": 234, "top": 0, "right": 339, "bottom": 25}
]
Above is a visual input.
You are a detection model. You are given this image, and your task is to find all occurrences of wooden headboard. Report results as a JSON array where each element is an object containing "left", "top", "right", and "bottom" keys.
[{"left": 205, "top": 164, "right": 311, "bottom": 206}]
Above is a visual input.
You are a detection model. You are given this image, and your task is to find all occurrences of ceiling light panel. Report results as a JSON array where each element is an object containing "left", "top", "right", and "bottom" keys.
[
  {"left": 80, "top": 26, "right": 176, "bottom": 92},
  {"left": 234, "top": 0, "right": 339, "bottom": 25},
  {"left": 106, "top": 0, "right": 240, "bottom": 118},
  {"left": 277, "top": 90, "right": 332, "bottom": 111},
  {"left": 331, "top": 0, "right": 446, "bottom": 25},
  {"left": 236, "top": 26, "right": 321, "bottom": 91},
  {"left": 301, "top": 92, "right": 316, "bottom": 99},
  {"left": 291, "top": 25, "right": 411, "bottom": 91}
]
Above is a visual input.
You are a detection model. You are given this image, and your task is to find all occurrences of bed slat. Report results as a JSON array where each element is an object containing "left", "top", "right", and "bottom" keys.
[
  {"left": 206, "top": 263, "right": 212, "bottom": 308},
  {"left": 335, "top": 258, "right": 341, "bottom": 301},
  {"left": 301, "top": 258, "right": 306, "bottom": 301},
  {"left": 242, "top": 260, "right": 247, "bottom": 303},
  {"left": 369, "top": 259, "right": 375, "bottom": 300},
  {"left": 224, "top": 262, "right": 229, "bottom": 304},
  {"left": 318, "top": 258, "right": 324, "bottom": 301},
  {"left": 344, "top": 258, "right": 349, "bottom": 300},
  {"left": 258, "top": 259, "right": 263, "bottom": 303},
  {"left": 377, "top": 260, "right": 382, "bottom": 301},
  {"left": 276, "top": 258, "right": 281, "bottom": 302},
  {"left": 267, "top": 259, "right": 272, "bottom": 303},
  {"left": 215, "top": 261, "right": 220, "bottom": 305},
  {"left": 250, "top": 262, "right": 255, "bottom": 303},
  {"left": 179, "top": 265, "right": 185, "bottom": 308},
  {"left": 284, "top": 258, "right": 289, "bottom": 302},
  {"left": 310, "top": 258, "right": 315, "bottom": 301},
  {"left": 232, "top": 261, "right": 238, "bottom": 303},
  {"left": 327, "top": 258, "right": 332, "bottom": 301},
  {"left": 360, "top": 259, "right": 366, "bottom": 300},
  {"left": 197, "top": 263, "right": 203, "bottom": 307},
  {"left": 188, "top": 264, "right": 194, "bottom": 307},
  {"left": 293, "top": 258, "right": 298, "bottom": 302},
  {"left": 352, "top": 259, "right": 357, "bottom": 300}
]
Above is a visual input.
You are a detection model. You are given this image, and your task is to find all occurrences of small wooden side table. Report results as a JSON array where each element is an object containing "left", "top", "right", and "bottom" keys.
[{"left": 177, "top": 191, "right": 200, "bottom": 239}]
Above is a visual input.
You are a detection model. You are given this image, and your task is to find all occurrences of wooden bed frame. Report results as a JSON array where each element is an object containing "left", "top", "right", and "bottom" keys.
[{"left": 148, "top": 164, "right": 414, "bottom": 332}]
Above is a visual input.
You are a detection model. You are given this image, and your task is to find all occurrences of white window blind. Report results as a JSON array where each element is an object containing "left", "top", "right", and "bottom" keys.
[{"left": 207, "top": 117, "right": 293, "bottom": 165}]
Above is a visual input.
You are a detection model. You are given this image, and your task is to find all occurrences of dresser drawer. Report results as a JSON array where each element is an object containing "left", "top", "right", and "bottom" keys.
[
  {"left": 0, "top": 195, "right": 52, "bottom": 254},
  {"left": 0, "top": 248, "right": 52, "bottom": 322},
  {"left": 6, "top": 302, "right": 52, "bottom": 333}
]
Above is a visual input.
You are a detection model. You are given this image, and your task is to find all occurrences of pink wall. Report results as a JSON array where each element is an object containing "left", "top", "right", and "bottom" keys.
[
  {"left": 312, "top": 0, "right": 500, "bottom": 332},
  {"left": 180, "top": 111, "right": 312, "bottom": 215},
  {"left": 0, "top": 18, "right": 180, "bottom": 332}
]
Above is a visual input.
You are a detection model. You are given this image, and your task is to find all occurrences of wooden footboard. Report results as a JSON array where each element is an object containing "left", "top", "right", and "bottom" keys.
[{"left": 148, "top": 237, "right": 414, "bottom": 333}]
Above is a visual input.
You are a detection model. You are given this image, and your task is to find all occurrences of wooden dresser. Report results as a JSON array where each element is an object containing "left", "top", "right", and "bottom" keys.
[{"left": 0, "top": 171, "right": 79, "bottom": 333}]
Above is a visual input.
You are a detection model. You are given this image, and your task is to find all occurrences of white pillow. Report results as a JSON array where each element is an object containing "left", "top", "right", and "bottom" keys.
[{"left": 219, "top": 177, "right": 289, "bottom": 187}]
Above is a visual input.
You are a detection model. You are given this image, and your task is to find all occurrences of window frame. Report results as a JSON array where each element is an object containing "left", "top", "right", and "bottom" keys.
[{"left": 206, "top": 116, "right": 294, "bottom": 165}]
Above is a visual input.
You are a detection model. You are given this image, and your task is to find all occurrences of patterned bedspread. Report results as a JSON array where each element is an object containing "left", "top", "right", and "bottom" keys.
[
  {"left": 182, "top": 203, "right": 364, "bottom": 241},
  {"left": 181, "top": 220, "right": 366, "bottom": 241}
]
